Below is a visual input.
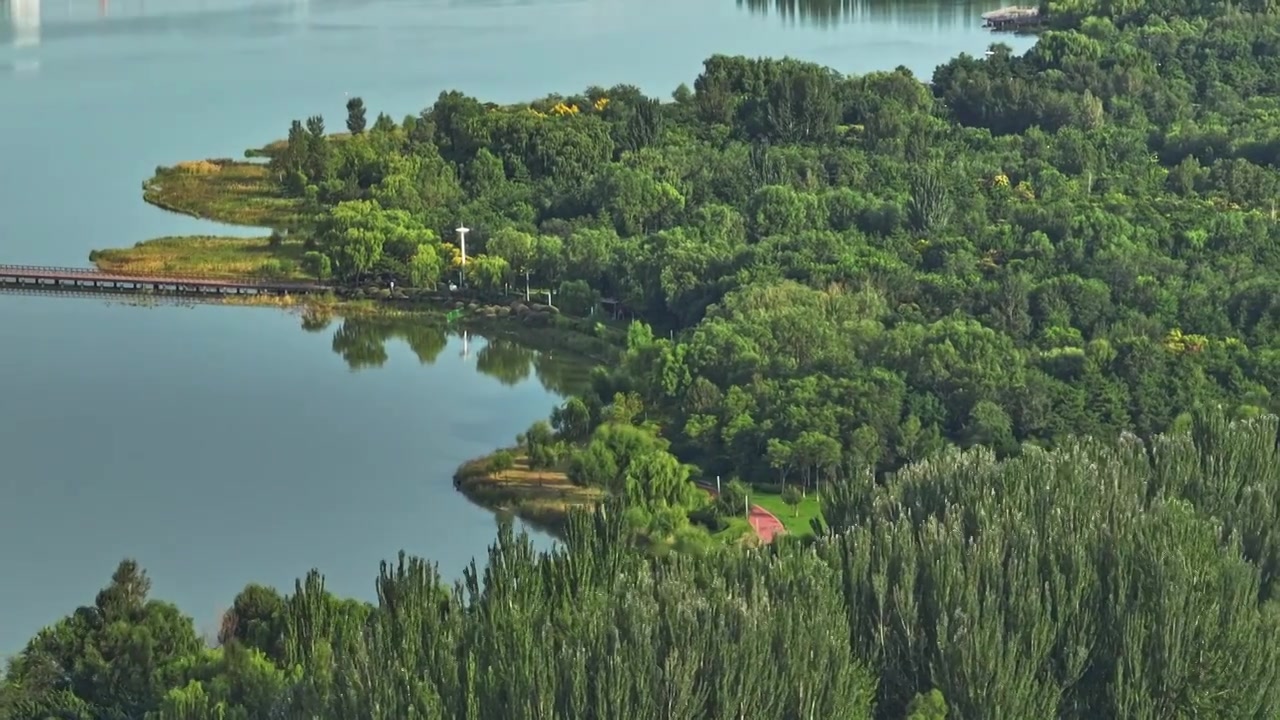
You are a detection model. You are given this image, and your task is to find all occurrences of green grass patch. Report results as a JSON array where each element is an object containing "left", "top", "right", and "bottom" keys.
[
  {"left": 751, "top": 489, "right": 825, "bottom": 537},
  {"left": 89, "top": 235, "right": 311, "bottom": 280},
  {"left": 711, "top": 517, "right": 756, "bottom": 544},
  {"left": 143, "top": 159, "right": 309, "bottom": 228}
]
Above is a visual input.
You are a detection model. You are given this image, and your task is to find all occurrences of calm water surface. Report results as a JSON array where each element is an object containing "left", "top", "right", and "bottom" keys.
[{"left": 0, "top": 0, "right": 1033, "bottom": 651}]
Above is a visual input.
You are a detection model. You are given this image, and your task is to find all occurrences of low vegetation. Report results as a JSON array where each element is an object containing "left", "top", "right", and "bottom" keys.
[
  {"left": 6, "top": 412, "right": 1280, "bottom": 719},
  {"left": 142, "top": 159, "right": 308, "bottom": 228},
  {"left": 89, "top": 235, "right": 309, "bottom": 280},
  {"left": 751, "top": 486, "right": 824, "bottom": 536},
  {"left": 454, "top": 450, "right": 605, "bottom": 534},
  {"left": 456, "top": 446, "right": 798, "bottom": 543}
]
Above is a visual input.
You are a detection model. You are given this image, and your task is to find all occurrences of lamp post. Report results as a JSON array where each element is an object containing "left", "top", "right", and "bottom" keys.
[{"left": 455, "top": 226, "right": 470, "bottom": 287}]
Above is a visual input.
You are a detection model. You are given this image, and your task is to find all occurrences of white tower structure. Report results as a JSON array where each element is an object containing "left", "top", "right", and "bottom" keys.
[
  {"left": 12, "top": 0, "right": 41, "bottom": 48},
  {"left": 455, "top": 226, "right": 470, "bottom": 286}
]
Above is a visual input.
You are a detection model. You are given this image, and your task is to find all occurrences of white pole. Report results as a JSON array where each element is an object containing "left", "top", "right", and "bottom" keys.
[
  {"left": 716, "top": 475, "right": 721, "bottom": 494},
  {"left": 456, "top": 226, "right": 469, "bottom": 287}
]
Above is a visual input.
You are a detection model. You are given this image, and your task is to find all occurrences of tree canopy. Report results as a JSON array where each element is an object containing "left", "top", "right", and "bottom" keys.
[
  {"left": 11, "top": 0, "right": 1280, "bottom": 715},
  {"left": 7, "top": 412, "right": 1280, "bottom": 718},
  {"left": 266, "top": 8, "right": 1280, "bottom": 479}
]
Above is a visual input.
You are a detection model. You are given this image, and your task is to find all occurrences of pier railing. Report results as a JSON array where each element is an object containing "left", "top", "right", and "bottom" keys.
[
  {"left": 0, "top": 264, "right": 112, "bottom": 275},
  {"left": 0, "top": 264, "right": 326, "bottom": 289}
]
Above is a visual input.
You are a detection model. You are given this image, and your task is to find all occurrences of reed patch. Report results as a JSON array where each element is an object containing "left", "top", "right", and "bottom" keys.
[
  {"left": 90, "top": 235, "right": 310, "bottom": 280},
  {"left": 142, "top": 160, "right": 309, "bottom": 228}
]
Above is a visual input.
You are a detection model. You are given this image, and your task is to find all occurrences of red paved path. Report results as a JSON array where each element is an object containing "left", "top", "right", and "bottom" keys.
[
  {"left": 697, "top": 482, "right": 787, "bottom": 544},
  {"left": 748, "top": 504, "right": 786, "bottom": 543}
]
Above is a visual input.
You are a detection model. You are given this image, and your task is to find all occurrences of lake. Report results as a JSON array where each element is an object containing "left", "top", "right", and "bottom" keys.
[{"left": 0, "top": 0, "right": 1034, "bottom": 653}]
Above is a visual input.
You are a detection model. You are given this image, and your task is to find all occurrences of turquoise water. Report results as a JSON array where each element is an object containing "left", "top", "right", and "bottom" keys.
[{"left": 0, "top": 0, "right": 1033, "bottom": 652}]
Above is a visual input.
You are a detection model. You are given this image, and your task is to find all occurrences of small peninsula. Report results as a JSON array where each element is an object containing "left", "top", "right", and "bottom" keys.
[
  {"left": 92, "top": 32, "right": 1280, "bottom": 546},
  {"left": 90, "top": 92, "right": 820, "bottom": 546}
]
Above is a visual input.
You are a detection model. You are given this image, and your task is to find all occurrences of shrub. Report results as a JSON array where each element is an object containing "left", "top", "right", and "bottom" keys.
[
  {"left": 556, "top": 279, "right": 599, "bottom": 316},
  {"left": 782, "top": 485, "right": 803, "bottom": 516},
  {"left": 489, "top": 450, "right": 515, "bottom": 473},
  {"left": 688, "top": 504, "right": 727, "bottom": 532},
  {"left": 717, "top": 479, "right": 750, "bottom": 517},
  {"left": 174, "top": 160, "right": 221, "bottom": 175},
  {"left": 301, "top": 252, "right": 332, "bottom": 281},
  {"left": 257, "top": 259, "right": 295, "bottom": 279}
]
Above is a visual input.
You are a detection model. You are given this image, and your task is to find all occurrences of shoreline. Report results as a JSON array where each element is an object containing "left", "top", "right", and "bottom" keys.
[
  {"left": 105, "top": 151, "right": 625, "bottom": 528},
  {"left": 453, "top": 449, "right": 605, "bottom": 538},
  {"left": 96, "top": 159, "right": 624, "bottom": 359},
  {"left": 102, "top": 151, "right": 805, "bottom": 545},
  {"left": 456, "top": 446, "right": 819, "bottom": 545},
  {"left": 138, "top": 158, "right": 309, "bottom": 230}
]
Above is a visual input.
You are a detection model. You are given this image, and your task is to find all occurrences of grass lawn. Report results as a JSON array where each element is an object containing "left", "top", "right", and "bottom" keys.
[
  {"left": 454, "top": 451, "right": 605, "bottom": 536},
  {"left": 751, "top": 489, "right": 826, "bottom": 537},
  {"left": 711, "top": 517, "right": 756, "bottom": 544},
  {"left": 90, "top": 235, "right": 312, "bottom": 280},
  {"left": 143, "top": 159, "right": 309, "bottom": 228},
  {"left": 453, "top": 454, "right": 825, "bottom": 545}
]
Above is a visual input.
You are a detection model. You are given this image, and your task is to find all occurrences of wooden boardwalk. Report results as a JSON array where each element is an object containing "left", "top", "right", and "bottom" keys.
[{"left": 0, "top": 265, "right": 329, "bottom": 297}]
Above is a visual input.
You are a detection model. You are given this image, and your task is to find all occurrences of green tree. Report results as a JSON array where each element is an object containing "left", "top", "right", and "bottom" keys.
[
  {"left": 301, "top": 251, "right": 332, "bottom": 281},
  {"left": 551, "top": 396, "right": 592, "bottom": 442},
  {"left": 622, "top": 449, "right": 699, "bottom": 509},
  {"left": 408, "top": 244, "right": 442, "bottom": 288},
  {"left": 464, "top": 254, "right": 509, "bottom": 292},
  {"left": 718, "top": 478, "right": 751, "bottom": 518},
  {"left": 782, "top": 484, "right": 803, "bottom": 517},
  {"left": 486, "top": 227, "right": 537, "bottom": 300},
  {"left": 4, "top": 561, "right": 203, "bottom": 720},
  {"left": 905, "top": 690, "right": 948, "bottom": 720},
  {"left": 906, "top": 166, "right": 951, "bottom": 234},
  {"left": 345, "top": 97, "right": 367, "bottom": 135},
  {"left": 522, "top": 419, "right": 559, "bottom": 469}
]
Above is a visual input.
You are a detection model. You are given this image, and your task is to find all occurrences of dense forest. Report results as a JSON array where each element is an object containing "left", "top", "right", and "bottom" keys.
[
  {"left": 10, "top": 0, "right": 1280, "bottom": 716},
  {"left": 260, "top": 1, "right": 1280, "bottom": 483},
  {"left": 5, "top": 412, "right": 1280, "bottom": 718}
]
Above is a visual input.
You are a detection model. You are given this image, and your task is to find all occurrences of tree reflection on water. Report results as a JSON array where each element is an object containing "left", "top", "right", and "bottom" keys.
[
  {"left": 736, "top": 0, "right": 986, "bottom": 28},
  {"left": 307, "top": 311, "right": 592, "bottom": 396}
]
